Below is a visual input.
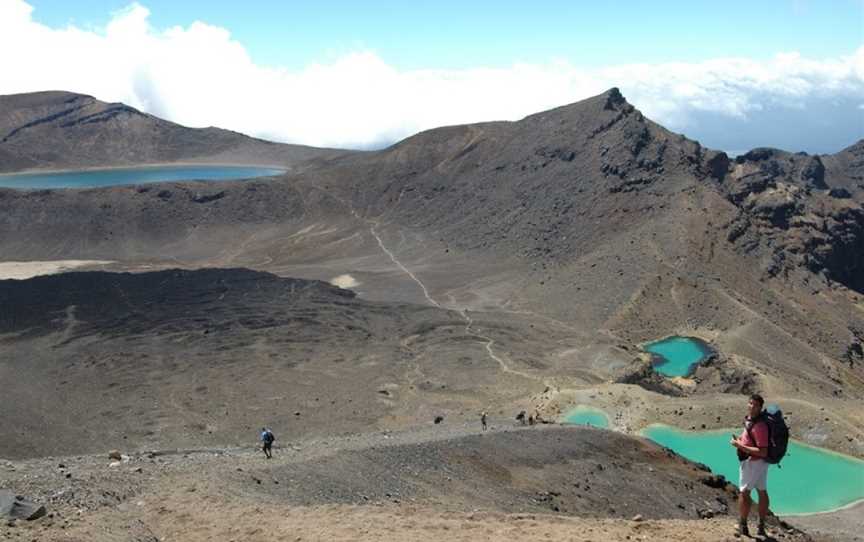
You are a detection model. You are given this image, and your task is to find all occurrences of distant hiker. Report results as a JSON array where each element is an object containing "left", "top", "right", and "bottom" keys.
[
  {"left": 730, "top": 394, "right": 770, "bottom": 537},
  {"left": 516, "top": 410, "right": 526, "bottom": 425},
  {"left": 480, "top": 411, "right": 488, "bottom": 431},
  {"left": 533, "top": 409, "right": 545, "bottom": 424},
  {"left": 261, "top": 427, "right": 275, "bottom": 459},
  {"left": 528, "top": 414, "right": 535, "bottom": 425}
]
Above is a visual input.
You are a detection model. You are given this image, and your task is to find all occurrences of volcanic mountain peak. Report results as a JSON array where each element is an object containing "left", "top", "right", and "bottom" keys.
[
  {"left": 513, "top": 88, "right": 647, "bottom": 149},
  {"left": 527, "top": 86, "right": 632, "bottom": 120},
  {"left": 380, "top": 88, "right": 674, "bottom": 190},
  {"left": 603, "top": 86, "right": 626, "bottom": 106},
  {"left": 0, "top": 89, "right": 98, "bottom": 110},
  {"left": 0, "top": 91, "right": 147, "bottom": 140},
  {"left": 0, "top": 90, "right": 344, "bottom": 173},
  {"left": 386, "top": 88, "right": 638, "bottom": 154}
]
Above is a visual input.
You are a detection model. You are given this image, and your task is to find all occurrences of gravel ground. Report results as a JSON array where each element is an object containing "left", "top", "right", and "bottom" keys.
[{"left": 0, "top": 423, "right": 825, "bottom": 542}]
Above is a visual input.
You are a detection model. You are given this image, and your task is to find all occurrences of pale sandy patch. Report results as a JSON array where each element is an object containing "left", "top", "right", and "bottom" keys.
[
  {"left": 331, "top": 274, "right": 360, "bottom": 288},
  {"left": 0, "top": 260, "right": 114, "bottom": 280},
  {"left": 670, "top": 376, "right": 697, "bottom": 391}
]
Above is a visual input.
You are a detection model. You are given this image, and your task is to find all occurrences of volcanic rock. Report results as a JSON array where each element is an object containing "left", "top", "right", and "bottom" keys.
[{"left": 0, "top": 490, "right": 46, "bottom": 521}]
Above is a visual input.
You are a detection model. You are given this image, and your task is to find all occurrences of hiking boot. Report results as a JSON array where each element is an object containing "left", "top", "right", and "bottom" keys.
[
  {"left": 757, "top": 522, "right": 767, "bottom": 537},
  {"left": 736, "top": 520, "right": 750, "bottom": 537}
]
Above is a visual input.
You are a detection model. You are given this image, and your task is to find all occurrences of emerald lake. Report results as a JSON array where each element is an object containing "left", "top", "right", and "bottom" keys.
[
  {"left": 561, "top": 406, "right": 610, "bottom": 428},
  {"left": 642, "top": 424, "right": 864, "bottom": 515},
  {"left": 0, "top": 165, "right": 285, "bottom": 189},
  {"left": 644, "top": 336, "right": 712, "bottom": 377}
]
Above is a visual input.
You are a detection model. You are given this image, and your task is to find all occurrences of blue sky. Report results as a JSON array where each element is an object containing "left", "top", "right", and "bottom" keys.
[
  {"left": 24, "top": 0, "right": 864, "bottom": 69},
  {"left": 2, "top": 0, "right": 863, "bottom": 151}
]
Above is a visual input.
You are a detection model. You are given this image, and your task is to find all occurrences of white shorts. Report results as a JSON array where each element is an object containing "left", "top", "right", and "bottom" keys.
[{"left": 739, "top": 459, "right": 769, "bottom": 492}]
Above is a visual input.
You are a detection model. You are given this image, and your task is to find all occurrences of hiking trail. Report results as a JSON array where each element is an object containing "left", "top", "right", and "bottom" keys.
[{"left": 364, "top": 217, "right": 540, "bottom": 383}]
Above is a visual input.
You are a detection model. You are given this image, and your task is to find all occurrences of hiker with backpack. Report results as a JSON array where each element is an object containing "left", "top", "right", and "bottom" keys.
[
  {"left": 261, "top": 427, "right": 275, "bottom": 459},
  {"left": 730, "top": 393, "right": 788, "bottom": 537}
]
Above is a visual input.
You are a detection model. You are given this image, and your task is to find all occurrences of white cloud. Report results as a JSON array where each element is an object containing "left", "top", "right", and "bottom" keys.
[{"left": 1, "top": 0, "right": 862, "bottom": 150}]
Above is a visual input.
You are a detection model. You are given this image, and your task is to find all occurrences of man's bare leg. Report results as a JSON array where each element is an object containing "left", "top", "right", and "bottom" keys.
[
  {"left": 738, "top": 491, "right": 751, "bottom": 536},
  {"left": 756, "top": 490, "right": 769, "bottom": 535}
]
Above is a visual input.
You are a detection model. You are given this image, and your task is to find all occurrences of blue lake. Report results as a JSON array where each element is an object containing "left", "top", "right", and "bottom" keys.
[
  {"left": 642, "top": 424, "right": 864, "bottom": 515},
  {"left": 644, "top": 336, "right": 712, "bottom": 377},
  {"left": 561, "top": 406, "right": 610, "bottom": 428},
  {"left": 0, "top": 165, "right": 285, "bottom": 189}
]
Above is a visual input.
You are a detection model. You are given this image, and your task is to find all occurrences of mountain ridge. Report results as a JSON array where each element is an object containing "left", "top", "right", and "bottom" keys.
[{"left": 0, "top": 90, "right": 351, "bottom": 173}]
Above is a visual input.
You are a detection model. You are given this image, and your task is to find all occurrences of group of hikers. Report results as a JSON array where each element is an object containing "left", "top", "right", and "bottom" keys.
[
  {"left": 482, "top": 409, "right": 548, "bottom": 429},
  {"left": 514, "top": 409, "right": 546, "bottom": 426},
  {"left": 258, "top": 393, "right": 786, "bottom": 537}
]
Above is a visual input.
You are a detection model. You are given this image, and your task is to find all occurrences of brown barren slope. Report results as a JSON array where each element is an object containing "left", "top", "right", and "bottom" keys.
[{"left": 1, "top": 89, "right": 862, "bottom": 541}]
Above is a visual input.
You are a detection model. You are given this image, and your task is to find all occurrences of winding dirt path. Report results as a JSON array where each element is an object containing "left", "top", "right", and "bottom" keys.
[
  {"left": 364, "top": 218, "right": 540, "bottom": 383},
  {"left": 369, "top": 222, "right": 441, "bottom": 308}
]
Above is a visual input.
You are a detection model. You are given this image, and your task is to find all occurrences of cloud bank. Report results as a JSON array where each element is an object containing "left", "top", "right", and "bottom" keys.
[{"left": 1, "top": 1, "right": 862, "bottom": 152}]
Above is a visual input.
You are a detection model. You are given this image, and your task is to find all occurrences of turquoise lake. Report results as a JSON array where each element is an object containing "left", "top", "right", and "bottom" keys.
[
  {"left": 0, "top": 165, "right": 285, "bottom": 189},
  {"left": 644, "top": 336, "right": 712, "bottom": 377},
  {"left": 561, "top": 406, "right": 610, "bottom": 428},
  {"left": 643, "top": 424, "right": 864, "bottom": 515}
]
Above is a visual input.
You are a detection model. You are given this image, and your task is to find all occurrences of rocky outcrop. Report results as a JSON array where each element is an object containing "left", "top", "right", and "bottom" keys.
[
  {"left": 719, "top": 148, "right": 864, "bottom": 292},
  {"left": 616, "top": 354, "right": 759, "bottom": 397},
  {"left": 820, "top": 140, "right": 864, "bottom": 202}
]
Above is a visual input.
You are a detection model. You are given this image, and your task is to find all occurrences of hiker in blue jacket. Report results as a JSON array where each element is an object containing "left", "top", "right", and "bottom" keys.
[{"left": 261, "top": 427, "right": 275, "bottom": 459}]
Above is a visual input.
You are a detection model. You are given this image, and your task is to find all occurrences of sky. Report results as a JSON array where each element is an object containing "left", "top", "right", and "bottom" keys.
[{"left": 1, "top": 0, "right": 862, "bottom": 152}]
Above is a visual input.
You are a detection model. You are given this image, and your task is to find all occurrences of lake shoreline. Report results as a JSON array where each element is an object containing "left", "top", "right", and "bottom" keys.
[
  {"left": 0, "top": 164, "right": 288, "bottom": 189},
  {"left": 643, "top": 335, "right": 714, "bottom": 377},
  {"left": 642, "top": 423, "right": 864, "bottom": 516},
  {"left": 641, "top": 423, "right": 864, "bottom": 460},
  {"left": 0, "top": 161, "right": 289, "bottom": 178}
]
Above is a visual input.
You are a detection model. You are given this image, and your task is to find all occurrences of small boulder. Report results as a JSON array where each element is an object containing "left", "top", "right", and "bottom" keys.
[
  {"left": 108, "top": 450, "right": 122, "bottom": 461},
  {"left": 697, "top": 508, "right": 715, "bottom": 519},
  {"left": 0, "top": 490, "right": 47, "bottom": 521},
  {"left": 700, "top": 474, "right": 728, "bottom": 489},
  {"left": 631, "top": 514, "right": 643, "bottom": 522}
]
